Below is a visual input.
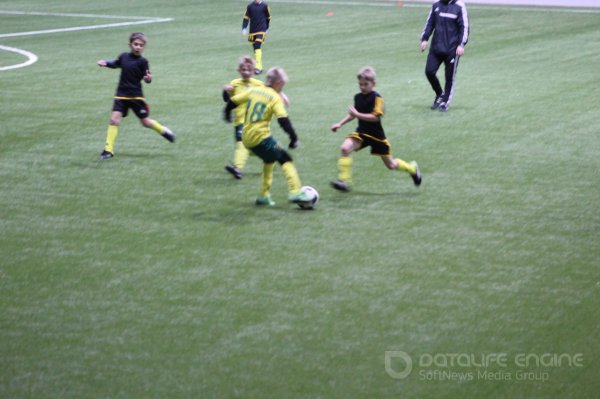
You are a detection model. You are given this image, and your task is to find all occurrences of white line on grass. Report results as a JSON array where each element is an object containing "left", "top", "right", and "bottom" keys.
[
  {"left": 0, "top": 10, "right": 156, "bottom": 19},
  {"left": 250, "top": 0, "right": 600, "bottom": 14},
  {"left": 0, "top": 11, "right": 174, "bottom": 39},
  {"left": 0, "top": 11, "right": 173, "bottom": 71},
  {"left": 0, "top": 18, "right": 174, "bottom": 39},
  {"left": 0, "top": 45, "right": 38, "bottom": 71}
]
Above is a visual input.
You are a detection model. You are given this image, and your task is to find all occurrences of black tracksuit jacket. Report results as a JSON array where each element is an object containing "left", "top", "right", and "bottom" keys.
[{"left": 421, "top": 0, "right": 469, "bottom": 55}]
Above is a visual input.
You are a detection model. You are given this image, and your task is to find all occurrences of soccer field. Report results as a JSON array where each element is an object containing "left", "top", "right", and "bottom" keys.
[{"left": 1, "top": 1, "right": 599, "bottom": 398}]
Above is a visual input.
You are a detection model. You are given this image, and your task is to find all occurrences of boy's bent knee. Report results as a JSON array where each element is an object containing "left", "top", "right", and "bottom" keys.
[
  {"left": 141, "top": 118, "right": 154, "bottom": 128},
  {"left": 340, "top": 146, "right": 353, "bottom": 157},
  {"left": 277, "top": 151, "right": 292, "bottom": 165}
]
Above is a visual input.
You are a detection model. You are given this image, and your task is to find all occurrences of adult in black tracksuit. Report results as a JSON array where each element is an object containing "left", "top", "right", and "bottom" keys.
[{"left": 420, "top": 0, "right": 469, "bottom": 112}]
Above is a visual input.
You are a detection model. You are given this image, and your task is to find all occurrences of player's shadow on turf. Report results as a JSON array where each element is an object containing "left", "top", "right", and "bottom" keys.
[
  {"left": 331, "top": 189, "right": 420, "bottom": 197},
  {"left": 192, "top": 205, "right": 286, "bottom": 223},
  {"left": 119, "top": 152, "right": 171, "bottom": 159},
  {"left": 406, "top": 103, "right": 471, "bottom": 113},
  {"left": 91, "top": 152, "right": 171, "bottom": 166}
]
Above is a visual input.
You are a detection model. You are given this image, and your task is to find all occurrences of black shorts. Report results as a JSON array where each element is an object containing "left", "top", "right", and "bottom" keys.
[
  {"left": 248, "top": 32, "right": 266, "bottom": 44},
  {"left": 112, "top": 98, "right": 150, "bottom": 119},
  {"left": 349, "top": 132, "right": 392, "bottom": 156}
]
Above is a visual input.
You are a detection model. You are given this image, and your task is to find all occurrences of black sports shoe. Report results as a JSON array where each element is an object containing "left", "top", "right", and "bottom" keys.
[
  {"left": 438, "top": 102, "right": 449, "bottom": 112},
  {"left": 410, "top": 161, "right": 422, "bottom": 186},
  {"left": 255, "top": 69, "right": 262, "bottom": 75},
  {"left": 161, "top": 126, "right": 176, "bottom": 143},
  {"left": 331, "top": 180, "right": 350, "bottom": 192},
  {"left": 431, "top": 94, "right": 444, "bottom": 110},
  {"left": 225, "top": 164, "right": 243, "bottom": 179},
  {"left": 100, "top": 150, "right": 113, "bottom": 160}
]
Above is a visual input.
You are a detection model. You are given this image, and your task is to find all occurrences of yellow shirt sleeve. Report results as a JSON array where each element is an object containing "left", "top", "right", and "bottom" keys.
[
  {"left": 271, "top": 94, "right": 288, "bottom": 119},
  {"left": 373, "top": 95, "right": 385, "bottom": 117}
]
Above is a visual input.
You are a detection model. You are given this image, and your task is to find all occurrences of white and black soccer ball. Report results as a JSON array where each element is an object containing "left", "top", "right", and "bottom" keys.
[{"left": 298, "top": 185, "right": 319, "bottom": 210}]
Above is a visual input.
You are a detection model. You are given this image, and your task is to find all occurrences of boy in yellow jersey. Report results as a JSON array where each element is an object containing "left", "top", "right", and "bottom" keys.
[
  {"left": 242, "top": 0, "right": 271, "bottom": 75},
  {"left": 97, "top": 32, "right": 174, "bottom": 160},
  {"left": 222, "top": 56, "right": 264, "bottom": 179},
  {"left": 330, "top": 66, "right": 421, "bottom": 191},
  {"left": 224, "top": 67, "right": 312, "bottom": 207}
]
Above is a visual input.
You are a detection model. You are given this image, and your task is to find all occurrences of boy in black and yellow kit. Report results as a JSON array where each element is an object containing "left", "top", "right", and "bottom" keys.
[
  {"left": 242, "top": 0, "right": 271, "bottom": 75},
  {"left": 97, "top": 32, "right": 174, "bottom": 160},
  {"left": 330, "top": 66, "right": 421, "bottom": 192}
]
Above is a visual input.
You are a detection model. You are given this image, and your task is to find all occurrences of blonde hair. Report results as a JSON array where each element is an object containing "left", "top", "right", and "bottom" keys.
[
  {"left": 238, "top": 55, "right": 255, "bottom": 69},
  {"left": 265, "top": 67, "right": 289, "bottom": 87},
  {"left": 357, "top": 66, "right": 376, "bottom": 82},
  {"left": 129, "top": 32, "right": 147, "bottom": 44}
]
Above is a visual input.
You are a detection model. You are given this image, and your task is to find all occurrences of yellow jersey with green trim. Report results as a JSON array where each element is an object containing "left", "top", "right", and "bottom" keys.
[
  {"left": 229, "top": 78, "right": 264, "bottom": 125},
  {"left": 231, "top": 86, "right": 288, "bottom": 149}
]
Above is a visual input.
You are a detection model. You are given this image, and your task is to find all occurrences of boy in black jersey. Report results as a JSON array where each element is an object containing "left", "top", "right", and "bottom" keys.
[
  {"left": 330, "top": 66, "right": 421, "bottom": 192},
  {"left": 97, "top": 32, "right": 174, "bottom": 160},
  {"left": 242, "top": 0, "right": 271, "bottom": 75}
]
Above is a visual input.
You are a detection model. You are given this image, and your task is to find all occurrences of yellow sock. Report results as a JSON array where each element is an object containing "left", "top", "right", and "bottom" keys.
[
  {"left": 233, "top": 141, "right": 250, "bottom": 170},
  {"left": 338, "top": 156, "right": 352, "bottom": 183},
  {"left": 396, "top": 158, "right": 416, "bottom": 174},
  {"left": 281, "top": 161, "right": 302, "bottom": 194},
  {"left": 104, "top": 125, "right": 118, "bottom": 153},
  {"left": 260, "top": 162, "right": 275, "bottom": 197},
  {"left": 254, "top": 48, "right": 263, "bottom": 70},
  {"left": 150, "top": 120, "right": 165, "bottom": 134}
]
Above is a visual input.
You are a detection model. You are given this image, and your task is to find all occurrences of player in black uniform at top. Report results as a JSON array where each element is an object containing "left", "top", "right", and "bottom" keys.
[
  {"left": 242, "top": 0, "right": 271, "bottom": 75},
  {"left": 330, "top": 66, "right": 421, "bottom": 192},
  {"left": 420, "top": 0, "right": 469, "bottom": 112},
  {"left": 97, "top": 32, "right": 174, "bottom": 160}
]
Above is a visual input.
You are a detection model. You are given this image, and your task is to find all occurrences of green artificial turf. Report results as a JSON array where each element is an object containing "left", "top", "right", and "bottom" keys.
[{"left": 1, "top": 1, "right": 599, "bottom": 397}]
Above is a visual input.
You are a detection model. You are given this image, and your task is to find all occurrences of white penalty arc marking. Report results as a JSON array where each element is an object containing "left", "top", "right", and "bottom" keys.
[
  {"left": 0, "top": 45, "right": 38, "bottom": 71},
  {"left": 0, "top": 11, "right": 173, "bottom": 71}
]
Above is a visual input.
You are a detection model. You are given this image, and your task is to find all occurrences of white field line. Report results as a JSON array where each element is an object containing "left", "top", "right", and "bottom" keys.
[
  {"left": 0, "top": 10, "right": 154, "bottom": 19},
  {"left": 0, "top": 11, "right": 174, "bottom": 39},
  {"left": 0, "top": 45, "right": 38, "bottom": 71},
  {"left": 249, "top": 0, "right": 600, "bottom": 14},
  {"left": 0, "top": 18, "right": 173, "bottom": 39},
  {"left": 0, "top": 11, "right": 174, "bottom": 71}
]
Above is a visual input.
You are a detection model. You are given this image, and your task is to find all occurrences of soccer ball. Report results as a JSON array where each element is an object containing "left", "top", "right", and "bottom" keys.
[{"left": 298, "top": 186, "right": 319, "bottom": 210}]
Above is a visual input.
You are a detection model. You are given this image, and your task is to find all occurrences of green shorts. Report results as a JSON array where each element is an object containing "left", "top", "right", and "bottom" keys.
[{"left": 250, "top": 136, "right": 291, "bottom": 164}]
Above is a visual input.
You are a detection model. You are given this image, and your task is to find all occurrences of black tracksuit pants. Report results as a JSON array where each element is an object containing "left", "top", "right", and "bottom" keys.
[{"left": 425, "top": 50, "right": 460, "bottom": 104}]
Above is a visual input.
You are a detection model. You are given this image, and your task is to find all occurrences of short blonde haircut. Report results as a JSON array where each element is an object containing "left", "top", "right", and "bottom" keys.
[
  {"left": 238, "top": 55, "right": 255, "bottom": 69},
  {"left": 265, "top": 67, "right": 289, "bottom": 87},
  {"left": 357, "top": 66, "right": 376, "bottom": 82}
]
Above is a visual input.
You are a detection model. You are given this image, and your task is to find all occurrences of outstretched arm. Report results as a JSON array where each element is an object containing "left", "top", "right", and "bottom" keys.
[
  {"left": 97, "top": 59, "right": 117, "bottom": 68},
  {"left": 331, "top": 113, "right": 355, "bottom": 132}
]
